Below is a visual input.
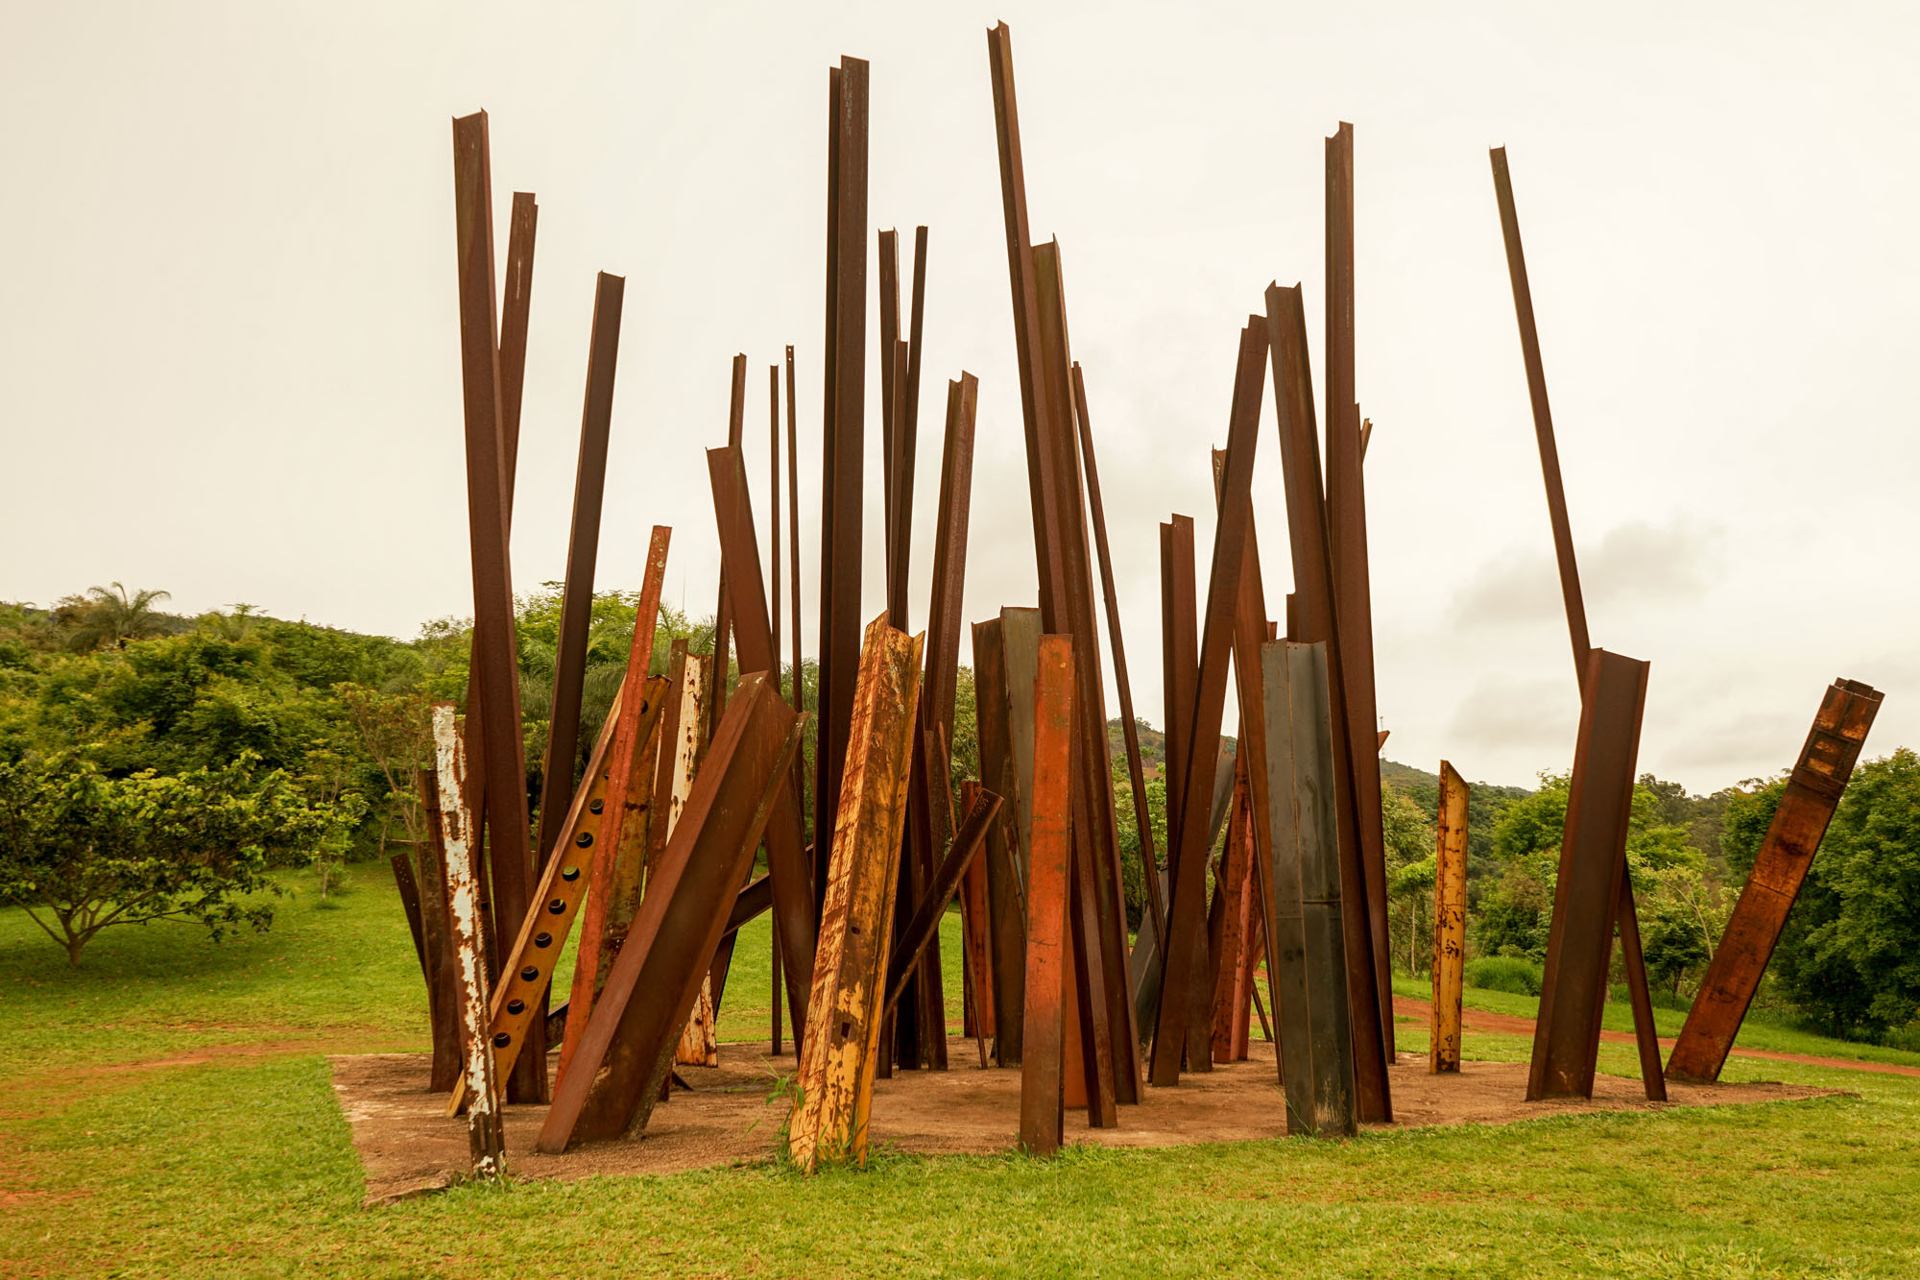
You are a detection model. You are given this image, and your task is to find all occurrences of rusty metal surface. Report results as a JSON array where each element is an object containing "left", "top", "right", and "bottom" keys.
[
  {"left": 416, "top": 768, "right": 461, "bottom": 1091},
  {"left": 959, "top": 779, "right": 996, "bottom": 1047},
  {"left": 540, "top": 675, "right": 801, "bottom": 1151},
  {"left": 878, "top": 228, "right": 902, "bottom": 557},
  {"left": 1209, "top": 770, "right": 1255, "bottom": 1064},
  {"left": 535, "top": 270, "right": 623, "bottom": 882},
  {"left": 1262, "top": 640, "right": 1358, "bottom": 1137},
  {"left": 971, "top": 617, "right": 1028, "bottom": 1065},
  {"left": 497, "top": 192, "right": 538, "bottom": 497},
  {"left": 708, "top": 445, "right": 819, "bottom": 1041},
  {"left": 1264, "top": 282, "right": 1392, "bottom": 1122},
  {"left": 711, "top": 355, "right": 749, "bottom": 728},
  {"left": 450, "top": 111, "right": 541, "bottom": 1103},
  {"left": 1148, "top": 320, "right": 1265, "bottom": 1088},
  {"left": 1528, "top": 649, "right": 1649, "bottom": 1101},
  {"left": 431, "top": 704, "right": 504, "bottom": 1176},
  {"left": 457, "top": 677, "right": 666, "bottom": 1113},
  {"left": 1072, "top": 362, "right": 1165, "bottom": 939},
  {"left": 1019, "top": 634, "right": 1075, "bottom": 1155},
  {"left": 788, "top": 616, "right": 925, "bottom": 1171},
  {"left": 557, "top": 527, "right": 671, "bottom": 1082},
  {"left": 885, "top": 788, "right": 1005, "bottom": 1016},
  {"left": 1431, "top": 761, "right": 1468, "bottom": 1073},
  {"left": 1669, "top": 679, "right": 1883, "bottom": 1081},
  {"left": 769, "top": 361, "right": 785, "bottom": 1057},
  {"left": 816, "top": 58, "right": 869, "bottom": 914}
]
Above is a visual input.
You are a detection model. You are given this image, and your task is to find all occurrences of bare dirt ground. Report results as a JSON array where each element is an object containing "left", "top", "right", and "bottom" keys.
[{"left": 331, "top": 1042, "right": 1837, "bottom": 1204}]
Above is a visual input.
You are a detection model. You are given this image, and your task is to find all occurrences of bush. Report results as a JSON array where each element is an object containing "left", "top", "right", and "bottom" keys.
[{"left": 1465, "top": 955, "right": 1542, "bottom": 996}]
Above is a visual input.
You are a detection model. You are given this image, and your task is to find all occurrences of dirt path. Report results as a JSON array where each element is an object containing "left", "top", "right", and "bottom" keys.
[{"left": 1392, "top": 995, "right": 1920, "bottom": 1079}]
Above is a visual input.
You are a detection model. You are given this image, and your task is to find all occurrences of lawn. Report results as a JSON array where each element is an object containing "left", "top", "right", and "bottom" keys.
[{"left": 2, "top": 862, "right": 1917, "bottom": 1278}]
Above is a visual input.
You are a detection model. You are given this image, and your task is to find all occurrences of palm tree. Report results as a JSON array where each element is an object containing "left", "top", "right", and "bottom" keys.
[{"left": 57, "top": 582, "right": 172, "bottom": 651}]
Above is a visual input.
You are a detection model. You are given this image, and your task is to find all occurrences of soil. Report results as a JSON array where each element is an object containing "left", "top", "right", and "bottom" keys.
[{"left": 330, "top": 1042, "right": 1839, "bottom": 1205}]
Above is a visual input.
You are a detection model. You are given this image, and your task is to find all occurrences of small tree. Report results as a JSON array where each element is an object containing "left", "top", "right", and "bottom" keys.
[{"left": 0, "top": 753, "right": 344, "bottom": 965}]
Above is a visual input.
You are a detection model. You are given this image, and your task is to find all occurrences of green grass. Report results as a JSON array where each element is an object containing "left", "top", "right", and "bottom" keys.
[{"left": 2, "top": 864, "right": 1917, "bottom": 1278}]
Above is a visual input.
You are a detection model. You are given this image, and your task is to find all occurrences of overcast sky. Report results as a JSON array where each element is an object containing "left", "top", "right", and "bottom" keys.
[{"left": 4, "top": 2, "right": 1915, "bottom": 794}]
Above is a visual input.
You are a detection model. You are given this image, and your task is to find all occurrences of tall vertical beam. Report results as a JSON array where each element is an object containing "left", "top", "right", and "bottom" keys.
[
  {"left": 557, "top": 528, "right": 671, "bottom": 1082},
  {"left": 1133, "top": 514, "right": 1196, "bottom": 1031},
  {"left": 431, "top": 704, "right": 504, "bottom": 1177},
  {"left": 450, "top": 111, "right": 540, "bottom": 1103},
  {"left": 1528, "top": 648, "right": 1649, "bottom": 1101},
  {"left": 1072, "top": 363, "right": 1166, "bottom": 939},
  {"left": 1324, "top": 123, "right": 1393, "bottom": 1059},
  {"left": 1265, "top": 282, "right": 1392, "bottom": 1121},
  {"left": 709, "top": 446, "right": 820, "bottom": 1040},
  {"left": 496, "top": 192, "right": 538, "bottom": 498},
  {"left": 1261, "top": 641, "right": 1358, "bottom": 1137},
  {"left": 878, "top": 229, "right": 902, "bottom": 560},
  {"left": 541, "top": 676, "right": 801, "bottom": 1150},
  {"left": 769, "top": 362, "right": 784, "bottom": 1057},
  {"left": 1431, "top": 761, "right": 1468, "bottom": 1073},
  {"left": 535, "top": 272, "right": 624, "bottom": 868},
  {"left": 972, "top": 617, "right": 1028, "bottom": 1065},
  {"left": 1020, "top": 634, "right": 1075, "bottom": 1156},
  {"left": 1148, "top": 320, "right": 1264, "bottom": 1087},
  {"left": 1669, "top": 679, "right": 1883, "bottom": 1081},
  {"left": 416, "top": 768, "right": 462, "bottom": 1092},
  {"left": 817, "top": 58, "right": 870, "bottom": 914},
  {"left": 788, "top": 616, "right": 925, "bottom": 1171},
  {"left": 711, "top": 355, "right": 749, "bottom": 726}
]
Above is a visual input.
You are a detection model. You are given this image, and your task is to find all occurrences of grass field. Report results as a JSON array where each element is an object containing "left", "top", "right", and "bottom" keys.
[{"left": 4, "top": 863, "right": 1918, "bottom": 1278}]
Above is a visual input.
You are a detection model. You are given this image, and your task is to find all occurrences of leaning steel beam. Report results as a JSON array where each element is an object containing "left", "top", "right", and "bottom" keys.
[
  {"left": 417, "top": 768, "right": 462, "bottom": 1091},
  {"left": 1324, "top": 125, "right": 1393, "bottom": 1059},
  {"left": 1527, "top": 649, "right": 1649, "bottom": 1101},
  {"left": 789, "top": 616, "right": 925, "bottom": 1171},
  {"left": 1264, "top": 282, "right": 1392, "bottom": 1122},
  {"left": 1431, "top": 761, "right": 1468, "bottom": 1073},
  {"left": 557, "top": 527, "right": 672, "bottom": 1082},
  {"left": 497, "top": 191, "right": 538, "bottom": 498},
  {"left": 540, "top": 675, "right": 802, "bottom": 1150},
  {"left": 1072, "top": 362, "right": 1166, "bottom": 939},
  {"left": 1148, "top": 320, "right": 1264, "bottom": 1087},
  {"left": 1020, "top": 634, "right": 1075, "bottom": 1155},
  {"left": 453, "top": 677, "right": 666, "bottom": 1114},
  {"left": 432, "top": 704, "right": 504, "bottom": 1177},
  {"left": 709, "top": 446, "right": 820, "bottom": 1041},
  {"left": 816, "top": 58, "right": 869, "bottom": 913},
  {"left": 878, "top": 229, "right": 902, "bottom": 560},
  {"left": 534, "top": 272, "right": 624, "bottom": 886},
  {"left": 885, "top": 786, "right": 1003, "bottom": 1018},
  {"left": 450, "top": 111, "right": 541, "bottom": 1103},
  {"left": 1668, "top": 679, "right": 1883, "bottom": 1081},
  {"left": 1262, "top": 641, "right": 1358, "bottom": 1137},
  {"left": 711, "top": 355, "right": 749, "bottom": 726}
]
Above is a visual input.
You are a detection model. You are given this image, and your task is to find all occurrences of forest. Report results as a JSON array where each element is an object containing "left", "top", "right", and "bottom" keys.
[{"left": 3, "top": 582, "right": 1916, "bottom": 1046}]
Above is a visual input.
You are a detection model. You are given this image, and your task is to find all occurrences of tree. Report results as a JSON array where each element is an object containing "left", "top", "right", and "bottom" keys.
[
  {"left": 51, "top": 582, "right": 174, "bottom": 651},
  {"left": 0, "top": 753, "right": 349, "bottom": 965}
]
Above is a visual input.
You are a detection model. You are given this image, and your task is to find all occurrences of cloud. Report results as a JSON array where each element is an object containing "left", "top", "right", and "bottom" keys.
[{"left": 1449, "top": 518, "right": 1725, "bottom": 628}]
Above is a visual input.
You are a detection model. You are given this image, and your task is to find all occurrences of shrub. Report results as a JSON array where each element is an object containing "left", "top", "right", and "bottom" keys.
[{"left": 1465, "top": 955, "right": 1542, "bottom": 996}]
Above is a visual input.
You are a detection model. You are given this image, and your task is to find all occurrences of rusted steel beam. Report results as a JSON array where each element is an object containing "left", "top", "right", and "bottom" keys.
[
  {"left": 709, "top": 445, "right": 819, "bottom": 1041},
  {"left": 431, "top": 704, "right": 504, "bottom": 1177},
  {"left": 815, "top": 58, "right": 869, "bottom": 917},
  {"left": 1209, "top": 769, "right": 1255, "bottom": 1064},
  {"left": 1528, "top": 648, "right": 1649, "bottom": 1101},
  {"left": 540, "top": 675, "right": 802, "bottom": 1150},
  {"left": 1489, "top": 147, "right": 1592, "bottom": 680},
  {"left": 417, "top": 768, "right": 462, "bottom": 1091},
  {"left": 454, "top": 677, "right": 667, "bottom": 1113},
  {"left": 1262, "top": 640, "right": 1357, "bottom": 1137},
  {"left": 1324, "top": 127, "right": 1393, "bottom": 1060},
  {"left": 557, "top": 527, "right": 671, "bottom": 1081},
  {"left": 598, "top": 697, "right": 660, "bottom": 990},
  {"left": 902, "top": 225, "right": 930, "bottom": 548},
  {"left": 450, "top": 111, "right": 541, "bottom": 1103},
  {"left": 1431, "top": 761, "right": 1468, "bottom": 1073},
  {"left": 1669, "top": 679, "right": 1883, "bottom": 1081},
  {"left": 960, "top": 780, "right": 996, "bottom": 1043},
  {"left": 885, "top": 787, "right": 1005, "bottom": 1016},
  {"left": 1264, "top": 282, "right": 1392, "bottom": 1122},
  {"left": 711, "top": 355, "right": 749, "bottom": 727},
  {"left": 1614, "top": 871, "right": 1667, "bottom": 1102},
  {"left": 788, "top": 616, "right": 925, "bottom": 1171},
  {"left": 1149, "top": 320, "right": 1265, "bottom": 1088},
  {"left": 1032, "top": 243, "right": 1136, "bottom": 1105},
  {"left": 724, "top": 874, "right": 775, "bottom": 936},
  {"left": 390, "top": 850, "right": 428, "bottom": 982},
  {"left": 648, "top": 642, "right": 696, "bottom": 883},
  {"left": 497, "top": 192, "right": 538, "bottom": 498},
  {"left": 784, "top": 346, "right": 804, "bottom": 722},
  {"left": 1020, "top": 634, "right": 1074, "bottom": 1155},
  {"left": 972, "top": 617, "right": 1028, "bottom": 1065},
  {"left": 1072, "top": 362, "right": 1165, "bottom": 939},
  {"left": 878, "top": 229, "right": 902, "bottom": 558},
  {"left": 769, "top": 361, "right": 785, "bottom": 1057},
  {"left": 535, "top": 271, "right": 623, "bottom": 892}
]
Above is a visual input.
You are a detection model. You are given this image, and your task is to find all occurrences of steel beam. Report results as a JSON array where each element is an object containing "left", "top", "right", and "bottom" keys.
[
  {"left": 1019, "top": 634, "right": 1074, "bottom": 1155},
  {"left": 1668, "top": 679, "right": 1883, "bottom": 1081},
  {"left": 972, "top": 617, "right": 1028, "bottom": 1065},
  {"left": 417, "top": 768, "right": 462, "bottom": 1091},
  {"left": 885, "top": 787, "right": 1005, "bottom": 1016},
  {"left": 788, "top": 617, "right": 924, "bottom": 1171},
  {"left": 540, "top": 675, "right": 801, "bottom": 1150},
  {"left": 1264, "top": 282, "right": 1392, "bottom": 1121}
]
